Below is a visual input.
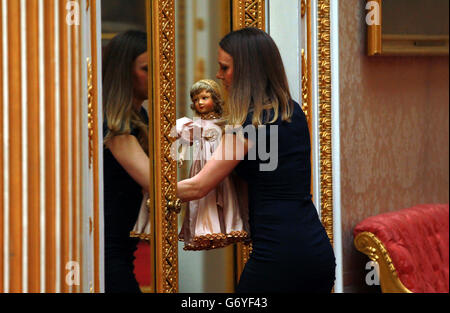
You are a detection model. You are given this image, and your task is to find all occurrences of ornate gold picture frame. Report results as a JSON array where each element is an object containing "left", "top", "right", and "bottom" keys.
[{"left": 366, "top": 0, "right": 449, "bottom": 56}]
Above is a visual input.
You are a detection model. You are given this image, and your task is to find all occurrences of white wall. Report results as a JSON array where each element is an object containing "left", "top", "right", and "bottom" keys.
[{"left": 268, "top": 0, "right": 302, "bottom": 104}]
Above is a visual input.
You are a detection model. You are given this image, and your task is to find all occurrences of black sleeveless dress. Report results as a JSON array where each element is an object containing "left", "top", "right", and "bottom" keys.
[
  {"left": 103, "top": 108, "right": 148, "bottom": 293},
  {"left": 235, "top": 101, "right": 336, "bottom": 293}
]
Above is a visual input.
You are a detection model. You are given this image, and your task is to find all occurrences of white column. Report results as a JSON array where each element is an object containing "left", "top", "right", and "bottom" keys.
[
  {"left": 38, "top": 0, "right": 46, "bottom": 293},
  {"left": 79, "top": 0, "right": 93, "bottom": 293},
  {"left": 67, "top": 0, "right": 73, "bottom": 294},
  {"left": 95, "top": 0, "right": 105, "bottom": 293},
  {"left": 54, "top": 0, "right": 62, "bottom": 293},
  {"left": 330, "top": 0, "right": 343, "bottom": 293},
  {"left": 20, "top": 0, "right": 28, "bottom": 293}
]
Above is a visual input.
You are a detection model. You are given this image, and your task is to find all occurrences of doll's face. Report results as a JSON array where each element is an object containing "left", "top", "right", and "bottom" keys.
[{"left": 192, "top": 90, "right": 215, "bottom": 114}]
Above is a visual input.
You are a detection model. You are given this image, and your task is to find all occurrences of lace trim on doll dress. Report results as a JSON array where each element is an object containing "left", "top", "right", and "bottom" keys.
[
  {"left": 130, "top": 192, "right": 151, "bottom": 241},
  {"left": 181, "top": 230, "right": 251, "bottom": 251}
]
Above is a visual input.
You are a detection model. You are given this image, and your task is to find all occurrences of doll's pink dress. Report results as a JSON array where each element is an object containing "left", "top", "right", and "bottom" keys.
[{"left": 176, "top": 117, "right": 250, "bottom": 250}]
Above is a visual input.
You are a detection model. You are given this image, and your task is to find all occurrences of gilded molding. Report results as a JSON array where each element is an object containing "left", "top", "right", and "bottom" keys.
[
  {"left": 232, "top": 0, "right": 265, "bottom": 31},
  {"left": 301, "top": 0, "right": 312, "bottom": 128},
  {"left": 301, "top": 49, "right": 309, "bottom": 122},
  {"left": 152, "top": 0, "right": 178, "bottom": 293},
  {"left": 317, "top": 0, "right": 334, "bottom": 246},
  {"left": 366, "top": 0, "right": 382, "bottom": 56},
  {"left": 301, "top": 0, "right": 314, "bottom": 206},
  {"left": 354, "top": 232, "right": 412, "bottom": 293},
  {"left": 89, "top": 0, "right": 101, "bottom": 292},
  {"left": 87, "top": 57, "right": 94, "bottom": 168}
]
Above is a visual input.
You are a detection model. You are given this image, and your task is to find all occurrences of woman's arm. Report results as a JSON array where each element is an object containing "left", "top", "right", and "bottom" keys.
[
  {"left": 106, "top": 134, "right": 150, "bottom": 191},
  {"left": 177, "top": 133, "right": 251, "bottom": 202}
]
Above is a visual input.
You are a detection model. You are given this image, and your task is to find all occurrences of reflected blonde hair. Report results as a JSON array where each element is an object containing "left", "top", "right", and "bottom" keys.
[
  {"left": 189, "top": 79, "right": 224, "bottom": 116},
  {"left": 219, "top": 28, "right": 293, "bottom": 126},
  {"left": 102, "top": 30, "right": 149, "bottom": 153}
]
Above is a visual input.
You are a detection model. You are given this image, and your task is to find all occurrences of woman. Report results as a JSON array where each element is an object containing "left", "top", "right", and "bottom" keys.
[
  {"left": 177, "top": 27, "right": 336, "bottom": 293},
  {"left": 102, "top": 30, "right": 150, "bottom": 293}
]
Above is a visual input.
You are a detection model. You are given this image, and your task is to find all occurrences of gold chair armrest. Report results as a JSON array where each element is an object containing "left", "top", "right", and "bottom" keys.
[{"left": 354, "top": 231, "right": 412, "bottom": 293}]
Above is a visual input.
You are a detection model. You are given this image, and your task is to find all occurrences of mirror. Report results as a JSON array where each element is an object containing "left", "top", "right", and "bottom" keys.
[
  {"left": 100, "top": 0, "right": 267, "bottom": 293},
  {"left": 175, "top": 0, "right": 235, "bottom": 293},
  {"left": 101, "top": 0, "right": 153, "bottom": 293}
]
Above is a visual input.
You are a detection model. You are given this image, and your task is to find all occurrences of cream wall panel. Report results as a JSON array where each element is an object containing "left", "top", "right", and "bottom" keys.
[
  {"left": 339, "top": 0, "right": 449, "bottom": 292},
  {"left": 268, "top": 0, "right": 302, "bottom": 103}
]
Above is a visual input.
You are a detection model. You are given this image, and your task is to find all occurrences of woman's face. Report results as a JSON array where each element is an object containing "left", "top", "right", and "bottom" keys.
[
  {"left": 192, "top": 90, "right": 215, "bottom": 115},
  {"left": 132, "top": 52, "right": 149, "bottom": 102},
  {"left": 216, "top": 48, "right": 233, "bottom": 93}
]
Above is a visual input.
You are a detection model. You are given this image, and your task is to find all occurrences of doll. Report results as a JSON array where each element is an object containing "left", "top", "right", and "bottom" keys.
[
  {"left": 130, "top": 191, "right": 151, "bottom": 241},
  {"left": 176, "top": 79, "right": 250, "bottom": 251}
]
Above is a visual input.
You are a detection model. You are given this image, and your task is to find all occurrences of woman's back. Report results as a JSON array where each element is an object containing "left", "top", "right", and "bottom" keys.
[
  {"left": 103, "top": 107, "right": 148, "bottom": 293},
  {"left": 236, "top": 100, "right": 311, "bottom": 200},
  {"left": 235, "top": 101, "right": 336, "bottom": 293}
]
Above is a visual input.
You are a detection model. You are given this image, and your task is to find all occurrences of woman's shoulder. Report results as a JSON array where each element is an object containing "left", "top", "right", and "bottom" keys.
[
  {"left": 103, "top": 122, "right": 140, "bottom": 145},
  {"left": 238, "top": 99, "right": 303, "bottom": 131},
  {"left": 290, "top": 100, "right": 307, "bottom": 122}
]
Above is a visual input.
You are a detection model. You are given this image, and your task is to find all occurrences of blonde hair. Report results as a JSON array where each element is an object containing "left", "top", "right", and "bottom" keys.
[
  {"left": 190, "top": 79, "right": 224, "bottom": 116},
  {"left": 102, "top": 31, "right": 149, "bottom": 153},
  {"left": 219, "top": 28, "right": 293, "bottom": 127}
]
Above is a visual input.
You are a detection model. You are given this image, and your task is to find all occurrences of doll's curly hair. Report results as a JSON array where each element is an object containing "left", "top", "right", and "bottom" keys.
[{"left": 189, "top": 79, "right": 224, "bottom": 116}]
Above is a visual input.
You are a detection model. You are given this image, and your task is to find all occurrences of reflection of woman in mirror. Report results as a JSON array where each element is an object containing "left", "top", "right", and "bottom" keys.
[
  {"left": 102, "top": 30, "right": 149, "bottom": 293},
  {"left": 176, "top": 79, "right": 250, "bottom": 251},
  {"left": 177, "top": 28, "right": 336, "bottom": 293}
]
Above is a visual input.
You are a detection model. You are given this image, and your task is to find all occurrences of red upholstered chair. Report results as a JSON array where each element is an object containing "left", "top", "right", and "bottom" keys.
[{"left": 354, "top": 204, "right": 449, "bottom": 293}]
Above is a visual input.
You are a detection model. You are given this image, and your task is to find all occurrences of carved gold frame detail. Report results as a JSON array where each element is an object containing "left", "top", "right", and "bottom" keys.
[
  {"left": 317, "top": 0, "right": 334, "bottom": 247},
  {"left": 232, "top": 0, "right": 265, "bottom": 30},
  {"left": 354, "top": 232, "right": 412, "bottom": 293},
  {"left": 149, "top": 0, "right": 336, "bottom": 292},
  {"left": 147, "top": 0, "right": 178, "bottom": 293}
]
